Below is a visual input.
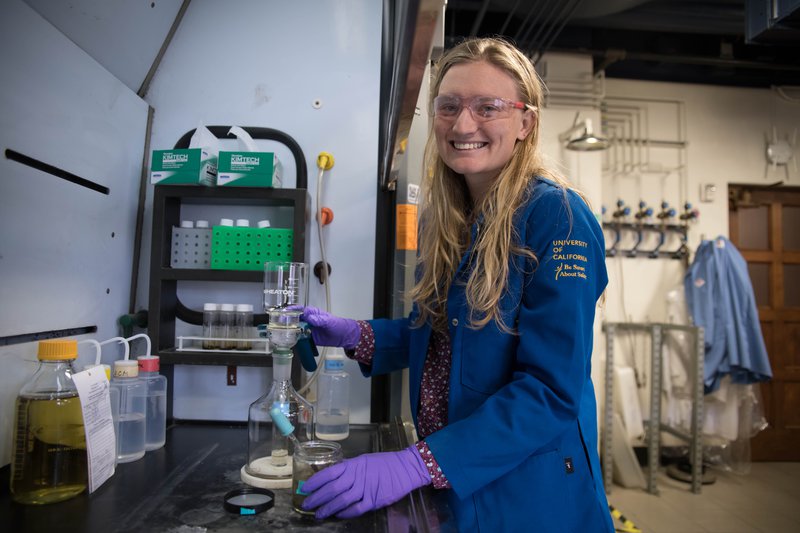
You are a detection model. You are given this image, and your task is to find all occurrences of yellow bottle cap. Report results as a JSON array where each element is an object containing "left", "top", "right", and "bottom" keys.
[{"left": 38, "top": 339, "right": 78, "bottom": 361}]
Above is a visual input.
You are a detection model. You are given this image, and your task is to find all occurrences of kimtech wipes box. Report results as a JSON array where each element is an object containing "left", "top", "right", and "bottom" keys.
[
  {"left": 150, "top": 148, "right": 217, "bottom": 186},
  {"left": 217, "top": 151, "right": 282, "bottom": 187}
]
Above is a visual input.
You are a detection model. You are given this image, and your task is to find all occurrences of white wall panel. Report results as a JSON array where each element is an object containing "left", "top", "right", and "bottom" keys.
[
  {"left": 140, "top": 0, "right": 381, "bottom": 421},
  {"left": 0, "top": 0, "right": 149, "bottom": 466},
  {"left": 23, "top": 0, "right": 184, "bottom": 94}
]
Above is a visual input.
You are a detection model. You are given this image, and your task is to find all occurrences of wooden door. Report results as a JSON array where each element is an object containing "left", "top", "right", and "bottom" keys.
[{"left": 729, "top": 185, "right": 800, "bottom": 461}]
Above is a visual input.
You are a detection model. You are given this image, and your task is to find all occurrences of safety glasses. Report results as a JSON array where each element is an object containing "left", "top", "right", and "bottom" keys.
[{"left": 433, "top": 95, "right": 536, "bottom": 121}]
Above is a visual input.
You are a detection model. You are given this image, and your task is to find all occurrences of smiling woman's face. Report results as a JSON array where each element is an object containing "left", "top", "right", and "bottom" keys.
[{"left": 434, "top": 60, "right": 534, "bottom": 202}]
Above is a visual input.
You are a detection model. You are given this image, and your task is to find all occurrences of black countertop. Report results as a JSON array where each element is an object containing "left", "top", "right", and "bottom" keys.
[{"left": 0, "top": 421, "right": 454, "bottom": 532}]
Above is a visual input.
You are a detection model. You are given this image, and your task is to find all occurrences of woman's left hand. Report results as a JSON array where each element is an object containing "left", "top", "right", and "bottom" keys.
[{"left": 301, "top": 446, "right": 431, "bottom": 519}]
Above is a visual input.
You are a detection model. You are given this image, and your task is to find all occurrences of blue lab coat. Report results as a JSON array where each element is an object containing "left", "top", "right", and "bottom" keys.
[
  {"left": 363, "top": 178, "right": 613, "bottom": 532},
  {"left": 684, "top": 237, "right": 772, "bottom": 393}
]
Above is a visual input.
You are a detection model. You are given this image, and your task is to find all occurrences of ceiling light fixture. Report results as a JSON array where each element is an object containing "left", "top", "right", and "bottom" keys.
[{"left": 558, "top": 114, "right": 609, "bottom": 152}]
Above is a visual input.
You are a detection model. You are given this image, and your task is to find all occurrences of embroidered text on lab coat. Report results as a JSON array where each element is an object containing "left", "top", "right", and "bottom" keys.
[{"left": 552, "top": 239, "right": 589, "bottom": 281}]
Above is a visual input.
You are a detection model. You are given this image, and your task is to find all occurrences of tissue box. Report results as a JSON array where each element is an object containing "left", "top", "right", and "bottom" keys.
[
  {"left": 151, "top": 149, "right": 217, "bottom": 186},
  {"left": 217, "top": 152, "right": 282, "bottom": 187}
]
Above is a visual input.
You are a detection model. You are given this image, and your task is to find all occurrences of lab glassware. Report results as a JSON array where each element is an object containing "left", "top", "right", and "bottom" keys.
[
  {"left": 315, "top": 353, "right": 350, "bottom": 440},
  {"left": 235, "top": 303, "right": 254, "bottom": 350},
  {"left": 110, "top": 360, "right": 147, "bottom": 463},
  {"left": 202, "top": 303, "right": 220, "bottom": 349},
  {"left": 241, "top": 262, "right": 314, "bottom": 489},
  {"left": 243, "top": 348, "right": 314, "bottom": 489},
  {"left": 292, "top": 441, "right": 343, "bottom": 515},
  {"left": 10, "top": 340, "right": 88, "bottom": 505},
  {"left": 137, "top": 355, "right": 167, "bottom": 451},
  {"left": 263, "top": 261, "right": 308, "bottom": 311},
  {"left": 219, "top": 304, "right": 237, "bottom": 350}
]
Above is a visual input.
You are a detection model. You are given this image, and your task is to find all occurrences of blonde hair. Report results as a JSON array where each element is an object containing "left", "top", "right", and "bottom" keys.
[{"left": 411, "top": 37, "right": 576, "bottom": 333}]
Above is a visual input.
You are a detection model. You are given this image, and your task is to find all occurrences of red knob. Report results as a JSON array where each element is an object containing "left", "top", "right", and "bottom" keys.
[{"left": 319, "top": 207, "right": 334, "bottom": 226}]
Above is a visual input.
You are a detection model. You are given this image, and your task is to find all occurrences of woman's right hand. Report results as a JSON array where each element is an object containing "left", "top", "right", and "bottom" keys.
[{"left": 300, "top": 307, "right": 361, "bottom": 349}]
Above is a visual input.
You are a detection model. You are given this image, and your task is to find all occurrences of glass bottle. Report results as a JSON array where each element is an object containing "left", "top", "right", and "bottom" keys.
[
  {"left": 10, "top": 339, "right": 88, "bottom": 504},
  {"left": 243, "top": 350, "right": 313, "bottom": 489},
  {"left": 202, "top": 303, "right": 219, "bottom": 349},
  {"left": 137, "top": 355, "right": 167, "bottom": 451},
  {"left": 219, "top": 303, "right": 237, "bottom": 350},
  {"left": 315, "top": 353, "right": 350, "bottom": 440},
  {"left": 110, "top": 360, "right": 147, "bottom": 463},
  {"left": 235, "top": 304, "right": 254, "bottom": 350}
]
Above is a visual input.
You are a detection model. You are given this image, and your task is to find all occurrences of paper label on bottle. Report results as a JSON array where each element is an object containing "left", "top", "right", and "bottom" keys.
[
  {"left": 324, "top": 359, "right": 345, "bottom": 371},
  {"left": 73, "top": 368, "right": 117, "bottom": 493}
]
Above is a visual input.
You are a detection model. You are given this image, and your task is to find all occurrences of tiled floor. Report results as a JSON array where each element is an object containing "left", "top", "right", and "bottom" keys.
[{"left": 605, "top": 463, "right": 800, "bottom": 533}]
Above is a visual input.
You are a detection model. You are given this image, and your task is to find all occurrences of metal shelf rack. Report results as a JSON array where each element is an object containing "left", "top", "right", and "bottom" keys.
[{"left": 602, "top": 322, "right": 705, "bottom": 494}]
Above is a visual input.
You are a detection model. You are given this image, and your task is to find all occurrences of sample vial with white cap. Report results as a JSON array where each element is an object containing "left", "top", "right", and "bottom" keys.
[
  {"left": 236, "top": 219, "right": 250, "bottom": 227},
  {"left": 219, "top": 303, "right": 237, "bottom": 350},
  {"left": 196, "top": 220, "right": 210, "bottom": 229},
  {"left": 220, "top": 218, "right": 234, "bottom": 227},
  {"left": 257, "top": 220, "right": 271, "bottom": 229},
  {"left": 235, "top": 304, "right": 255, "bottom": 350},
  {"left": 180, "top": 220, "right": 194, "bottom": 228},
  {"left": 202, "top": 303, "right": 220, "bottom": 349}
]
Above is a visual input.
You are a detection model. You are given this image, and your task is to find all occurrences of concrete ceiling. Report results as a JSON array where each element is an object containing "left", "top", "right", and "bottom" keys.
[
  {"left": 444, "top": 0, "right": 800, "bottom": 87},
  {"left": 18, "top": 0, "right": 800, "bottom": 93}
]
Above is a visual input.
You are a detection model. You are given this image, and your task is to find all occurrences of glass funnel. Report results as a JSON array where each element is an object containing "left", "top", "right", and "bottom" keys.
[{"left": 263, "top": 261, "right": 308, "bottom": 311}]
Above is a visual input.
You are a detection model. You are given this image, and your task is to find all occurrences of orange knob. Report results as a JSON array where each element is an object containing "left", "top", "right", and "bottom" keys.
[{"left": 319, "top": 207, "right": 334, "bottom": 226}]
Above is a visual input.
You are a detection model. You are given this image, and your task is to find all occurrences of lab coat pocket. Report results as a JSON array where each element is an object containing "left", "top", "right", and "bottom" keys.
[{"left": 459, "top": 328, "right": 516, "bottom": 395}]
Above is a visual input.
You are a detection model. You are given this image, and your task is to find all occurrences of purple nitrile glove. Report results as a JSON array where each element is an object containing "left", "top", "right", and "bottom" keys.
[
  {"left": 301, "top": 445, "right": 431, "bottom": 519},
  {"left": 299, "top": 306, "right": 361, "bottom": 350}
]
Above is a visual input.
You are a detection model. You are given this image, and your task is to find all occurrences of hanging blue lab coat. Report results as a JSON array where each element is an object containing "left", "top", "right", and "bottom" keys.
[
  {"left": 684, "top": 237, "right": 772, "bottom": 393},
  {"left": 362, "top": 178, "right": 613, "bottom": 532}
]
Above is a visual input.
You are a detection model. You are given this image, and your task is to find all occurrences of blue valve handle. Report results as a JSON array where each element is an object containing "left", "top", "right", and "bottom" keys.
[{"left": 294, "top": 322, "right": 319, "bottom": 373}]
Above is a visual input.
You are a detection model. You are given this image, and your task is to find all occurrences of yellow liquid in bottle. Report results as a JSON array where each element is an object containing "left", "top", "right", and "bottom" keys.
[{"left": 10, "top": 394, "right": 88, "bottom": 504}]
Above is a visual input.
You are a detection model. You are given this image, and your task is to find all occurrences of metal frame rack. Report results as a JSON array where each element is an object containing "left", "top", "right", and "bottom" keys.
[
  {"left": 602, "top": 322, "right": 705, "bottom": 494},
  {"left": 148, "top": 126, "right": 310, "bottom": 420}
]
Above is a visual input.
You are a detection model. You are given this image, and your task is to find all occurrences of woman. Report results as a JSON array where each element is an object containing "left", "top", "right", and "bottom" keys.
[{"left": 300, "top": 37, "right": 613, "bottom": 532}]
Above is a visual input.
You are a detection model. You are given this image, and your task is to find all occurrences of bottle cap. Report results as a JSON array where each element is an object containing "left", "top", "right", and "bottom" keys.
[
  {"left": 137, "top": 355, "right": 160, "bottom": 372},
  {"left": 235, "top": 219, "right": 250, "bottom": 227},
  {"left": 257, "top": 220, "right": 271, "bottom": 228},
  {"left": 180, "top": 220, "right": 194, "bottom": 228},
  {"left": 38, "top": 339, "right": 78, "bottom": 361},
  {"left": 236, "top": 304, "right": 254, "bottom": 312},
  {"left": 220, "top": 218, "right": 234, "bottom": 226},
  {"left": 325, "top": 351, "right": 346, "bottom": 361},
  {"left": 220, "top": 303, "right": 236, "bottom": 312},
  {"left": 196, "top": 220, "right": 210, "bottom": 228},
  {"left": 113, "top": 359, "right": 139, "bottom": 378},
  {"left": 203, "top": 303, "right": 219, "bottom": 311}
]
